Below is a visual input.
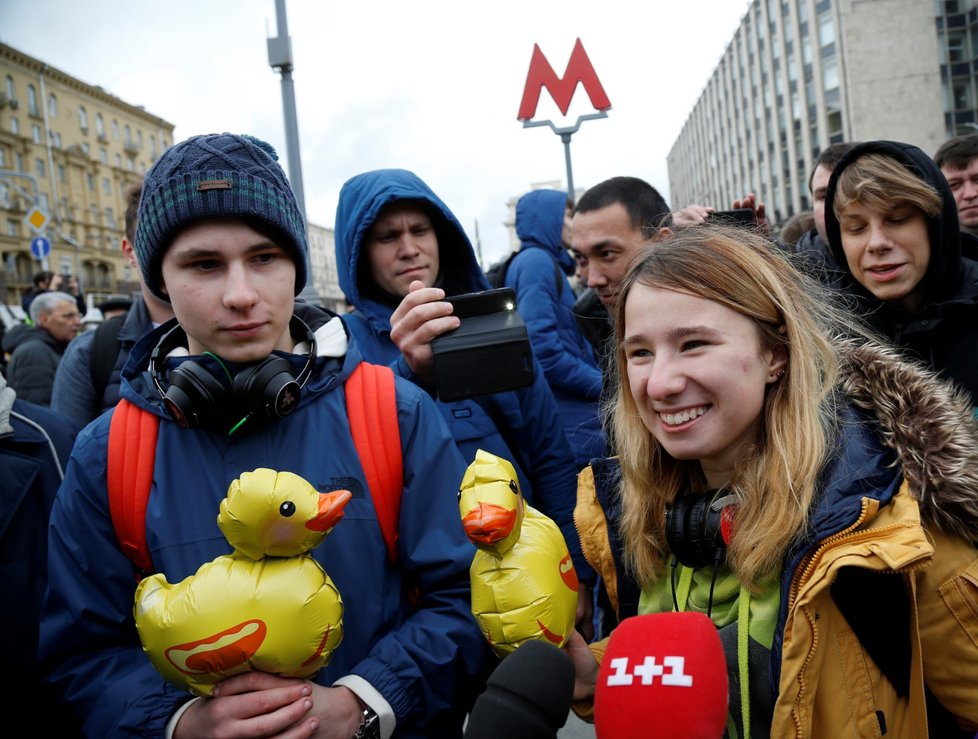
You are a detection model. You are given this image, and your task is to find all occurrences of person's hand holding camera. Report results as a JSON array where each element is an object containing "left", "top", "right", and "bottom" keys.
[
  {"left": 389, "top": 280, "right": 460, "bottom": 383},
  {"left": 51, "top": 273, "right": 79, "bottom": 295}
]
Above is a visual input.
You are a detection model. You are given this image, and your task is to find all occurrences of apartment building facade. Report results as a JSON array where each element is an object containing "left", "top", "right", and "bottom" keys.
[
  {"left": 0, "top": 42, "right": 174, "bottom": 310},
  {"left": 667, "top": 0, "right": 969, "bottom": 227}
]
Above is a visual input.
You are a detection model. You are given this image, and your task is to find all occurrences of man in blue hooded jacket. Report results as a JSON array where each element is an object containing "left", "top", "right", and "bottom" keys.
[
  {"left": 506, "top": 189, "right": 604, "bottom": 467},
  {"left": 40, "top": 135, "right": 488, "bottom": 738},
  {"left": 334, "top": 169, "right": 596, "bottom": 633}
]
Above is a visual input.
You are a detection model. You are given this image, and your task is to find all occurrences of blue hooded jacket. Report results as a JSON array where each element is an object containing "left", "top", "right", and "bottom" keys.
[
  {"left": 509, "top": 189, "right": 605, "bottom": 466},
  {"left": 334, "top": 169, "right": 593, "bottom": 583},
  {"left": 39, "top": 303, "right": 489, "bottom": 738}
]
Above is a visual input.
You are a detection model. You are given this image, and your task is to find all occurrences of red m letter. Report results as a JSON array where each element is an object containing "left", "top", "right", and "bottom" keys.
[{"left": 517, "top": 38, "right": 611, "bottom": 121}]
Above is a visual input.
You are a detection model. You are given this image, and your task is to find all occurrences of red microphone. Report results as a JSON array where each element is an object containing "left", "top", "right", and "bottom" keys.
[{"left": 594, "top": 612, "right": 728, "bottom": 739}]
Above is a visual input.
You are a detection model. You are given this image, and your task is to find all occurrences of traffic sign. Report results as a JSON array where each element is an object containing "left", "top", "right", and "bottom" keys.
[
  {"left": 30, "top": 236, "right": 51, "bottom": 259},
  {"left": 25, "top": 207, "right": 49, "bottom": 233}
]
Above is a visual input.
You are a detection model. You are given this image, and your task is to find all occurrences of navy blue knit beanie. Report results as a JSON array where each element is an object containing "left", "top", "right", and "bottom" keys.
[{"left": 135, "top": 133, "right": 307, "bottom": 300}]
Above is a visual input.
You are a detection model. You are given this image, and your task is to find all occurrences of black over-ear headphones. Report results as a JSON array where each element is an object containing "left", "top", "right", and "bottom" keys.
[
  {"left": 665, "top": 490, "right": 738, "bottom": 569},
  {"left": 151, "top": 315, "right": 317, "bottom": 430}
]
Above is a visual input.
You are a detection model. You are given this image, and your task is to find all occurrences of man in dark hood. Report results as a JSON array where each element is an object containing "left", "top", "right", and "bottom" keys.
[
  {"left": 824, "top": 139, "right": 978, "bottom": 405},
  {"left": 335, "top": 169, "right": 596, "bottom": 631}
]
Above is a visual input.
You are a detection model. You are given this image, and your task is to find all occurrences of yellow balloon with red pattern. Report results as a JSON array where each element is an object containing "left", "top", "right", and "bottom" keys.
[
  {"left": 134, "top": 468, "right": 350, "bottom": 696},
  {"left": 459, "top": 449, "right": 579, "bottom": 657}
]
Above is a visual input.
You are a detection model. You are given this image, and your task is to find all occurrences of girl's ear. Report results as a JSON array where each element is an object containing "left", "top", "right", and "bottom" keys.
[{"left": 767, "top": 344, "right": 788, "bottom": 383}]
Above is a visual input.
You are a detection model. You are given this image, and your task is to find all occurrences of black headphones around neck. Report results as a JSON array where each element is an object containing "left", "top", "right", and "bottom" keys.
[
  {"left": 665, "top": 489, "right": 738, "bottom": 569},
  {"left": 150, "top": 315, "right": 317, "bottom": 431}
]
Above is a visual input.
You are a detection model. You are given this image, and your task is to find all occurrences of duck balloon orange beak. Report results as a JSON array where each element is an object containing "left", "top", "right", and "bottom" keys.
[
  {"left": 306, "top": 489, "right": 352, "bottom": 532},
  {"left": 462, "top": 503, "right": 517, "bottom": 544}
]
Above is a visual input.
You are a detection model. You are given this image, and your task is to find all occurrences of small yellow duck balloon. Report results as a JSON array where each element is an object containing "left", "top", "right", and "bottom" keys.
[
  {"left": 459, "top": 449, "right": 579, "bottom": 657},
  {"left": 134, "top": 468, "right": 351, "bottom": 696}
]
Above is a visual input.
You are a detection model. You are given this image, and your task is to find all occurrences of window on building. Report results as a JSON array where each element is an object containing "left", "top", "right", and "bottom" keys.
[
  {"left": 10, "top": 116, "right": 18, "bottom": 135},
  {"left": 15, "top": 152, "right": 23, "bottom": 171},
  {"left": 99, "top": 148, "right": 108, "bottom": 164},
  {"left": 124, "top": 124, "right": 132, "bottom": 146},
  {"left": 0, "top": 148, "right": 5, "bottom": 167},
  {"left": 149, "top": 135, "right": 157, "bottom": 158},
  {"left": 7, "top": 219, "right": 19, "bottom": 237},
  {"left": 137, "top": 130, "right": 143, "bottom": 149},
  {"left": 27, "top": 84, "right": 38, "bottom": 116},
  {"left": 111, "top": 119, "right": 119, "bottom": 140},
  {"left": 32, "top": 124, "right": 41, "bottom": 143},
  {"left": 115, "top": 153, "right": 122, "bottom": 168},
  {"left": 4, "top": 75, "right": 14, "bottom": 100},
  {"left": 48, "top": 93, "right": 57, "bottom": 117},
  {"left": 948, "top": 30, "right": 967, "bottom": 63},
  {"left": 87, "top": 173, "right": 95, "bottom": 191},
  {"left": 58, "top": 164, "right": 66, "bottom": 183},
  {"left": 127, "top": 157, "right": 134, "bottom": 171},
  {"left": 51, "top": 131, "right": 61, "bottom": 148},
  {"left": 818, "top": 12, "right": 835, "bottom": 48},
  {"left": 823, "top": 57, "right": 839, "bottom": 92},
  {"left": 81, "top": 142, "right": 89, "bottom": 154},
  {"left": 105, "top": 207, "right": 114, "bottom": 227},
  {"left": 89, "top": 204, "right": 97, "bottom": 223},
  {"left": 0, "top": 182, "right": 9, "bottom": 208},
  {"left": 79, "top": 105, "right": 88, "bottom": 131},
  {"left": 35, "top": 158, "right": 45, "bottom": 177},
  {"left": 102, "top": 177, "right": 111, "bottom": 195},
  {"left": 96, "top": 113, "right": 105, "bottom": 138},
  {"left": 953, "top": 78, "right": 973, "bottom": 110},
  {"left": 39, "top": 192, "right": 49, "bottom": 211}
]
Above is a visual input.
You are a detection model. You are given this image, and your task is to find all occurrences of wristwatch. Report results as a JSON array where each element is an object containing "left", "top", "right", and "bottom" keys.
[{"left": 353, "top": 703, "right": 380, "bottom": 739}]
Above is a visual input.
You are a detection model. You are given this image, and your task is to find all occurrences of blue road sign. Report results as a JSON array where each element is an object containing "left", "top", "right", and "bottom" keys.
[{"left": 30, "top": 236, "right": 51, "bottom": 259}]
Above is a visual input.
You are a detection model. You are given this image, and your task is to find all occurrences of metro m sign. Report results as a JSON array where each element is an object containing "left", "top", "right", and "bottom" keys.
[{"left": 517, "top": 38, "right": 611, "bottom": 121}]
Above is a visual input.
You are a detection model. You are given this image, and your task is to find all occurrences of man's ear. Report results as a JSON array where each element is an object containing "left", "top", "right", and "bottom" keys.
[
  {"left": 652, "top": 226, "right": 673, "bottom": 242},
  {"left": 121, "top": 237, "right": 138, "bottom": 268}
]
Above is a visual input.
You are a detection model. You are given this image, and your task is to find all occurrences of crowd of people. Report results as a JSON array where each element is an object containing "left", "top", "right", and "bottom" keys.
[{"left": 1, "top": 128, "right": 977, "bottom": 738}]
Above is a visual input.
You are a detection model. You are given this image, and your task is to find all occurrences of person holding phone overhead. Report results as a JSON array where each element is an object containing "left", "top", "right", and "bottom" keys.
[
  {"left": 334, "top": 168, "right": 596, "bottom": 637},
  {"left": 565, "top": 224, "right": 978, "bottom": 737}
]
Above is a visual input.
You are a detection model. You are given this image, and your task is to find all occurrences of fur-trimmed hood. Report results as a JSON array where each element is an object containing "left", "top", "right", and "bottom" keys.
[{"left": 839, "top": 338, "right": 978, "bottom": 541}]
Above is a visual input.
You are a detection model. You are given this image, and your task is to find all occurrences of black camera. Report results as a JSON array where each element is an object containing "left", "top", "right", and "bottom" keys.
[
  {"left": 705, "top": 208, "right": 756, "bottom": 228},
  {"left": 430, "top": 288, "right": 535, "bottom": 401}
]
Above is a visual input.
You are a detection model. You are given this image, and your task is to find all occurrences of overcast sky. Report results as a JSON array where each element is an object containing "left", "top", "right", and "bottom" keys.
[{"left": 1, "top": 0, "right": 750, "bottom": 265}]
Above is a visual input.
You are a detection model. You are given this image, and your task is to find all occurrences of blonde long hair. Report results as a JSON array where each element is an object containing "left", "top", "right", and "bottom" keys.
[{"left": 611, "top": 225, "right": 855, "bottom": 588}]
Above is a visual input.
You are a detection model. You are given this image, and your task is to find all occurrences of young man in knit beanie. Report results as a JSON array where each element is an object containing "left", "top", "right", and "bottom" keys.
[{"left": 40, "top": 133, "right": 489, "bottom": 738}]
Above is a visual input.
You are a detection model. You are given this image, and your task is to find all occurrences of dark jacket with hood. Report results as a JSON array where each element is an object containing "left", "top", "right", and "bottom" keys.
[
  {"left": 334, "top": 169, "right": 592, "bottom": 582},
  {"left": 508, "top": 188, "right": 605, "bottom": 467},
  {"left": 0, "top": 374, "right": 81, "bottom": 736},
  {"left": 40, "top": 303, "right": 490, "bottom": 738},
  {"left": 824, "top": 140, "right": 978, "bottom": 406},
  {"left": 4, "top": 324, "right": 70, "bottom": 406}
]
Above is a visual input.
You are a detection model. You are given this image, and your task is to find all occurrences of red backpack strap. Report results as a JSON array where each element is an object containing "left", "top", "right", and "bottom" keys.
[
  {"left": 107, "top": 398, "right": 159, "bottom": 576},
  {"left": 345, "top": 362, "right": 403, "bottom": 566}
]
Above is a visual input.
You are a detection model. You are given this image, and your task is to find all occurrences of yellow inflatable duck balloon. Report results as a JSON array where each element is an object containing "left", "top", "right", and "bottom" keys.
[
  {"left": 459, "top": 449, "right": 578, "bottom": 657},
  {"left": 134, "top": 468, "right": 351, "bottom": 696}
]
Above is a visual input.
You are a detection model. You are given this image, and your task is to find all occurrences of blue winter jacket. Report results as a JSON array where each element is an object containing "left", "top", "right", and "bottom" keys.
[
  {"left": 39, "top": 305, "right": 489, "bottom": 738},
  {"left": 509, "top": 189, "right": 605, "bottom": 466},
  {"left": 334, "top": 168, "right": 593, "bottom": 583}
]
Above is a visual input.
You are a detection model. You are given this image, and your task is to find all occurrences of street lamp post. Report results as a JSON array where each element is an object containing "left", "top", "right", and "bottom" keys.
[{"left": 267, "top": 0, "right": 319, "bottom": 303}]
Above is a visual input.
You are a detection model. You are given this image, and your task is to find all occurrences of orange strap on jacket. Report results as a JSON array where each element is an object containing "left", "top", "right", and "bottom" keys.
[
  {"left": 344, "top": 362, "right": 404, "bottom": 565},
  {"left": 107, "top": 361, "right": 403, "bottom": 576},
  {"left": 107, "top": 397, "right": 159, "bottom": 576}
]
